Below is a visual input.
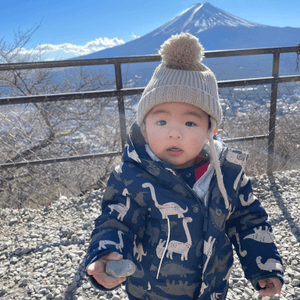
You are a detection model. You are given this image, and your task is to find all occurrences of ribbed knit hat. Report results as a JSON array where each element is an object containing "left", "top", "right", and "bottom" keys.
[
  {"left": 137, "top": 32, "right": 222, "bottom": 131},
  {"left": 137, "top": 33, "right": 229, "bottom": 208}
]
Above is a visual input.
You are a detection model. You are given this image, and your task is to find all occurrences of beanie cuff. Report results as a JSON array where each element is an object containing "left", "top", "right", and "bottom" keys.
[{"left": 137, "top": 85, "right": 222, "bottom": 126}]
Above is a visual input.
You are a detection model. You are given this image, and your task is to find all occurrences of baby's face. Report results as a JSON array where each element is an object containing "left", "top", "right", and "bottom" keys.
[{"left": 142, "top": 102, "right": 209, "bottom": 169}]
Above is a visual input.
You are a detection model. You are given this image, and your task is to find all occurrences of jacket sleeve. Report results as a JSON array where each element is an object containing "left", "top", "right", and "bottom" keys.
[
  {"left": 225, "top": 173, "right": 284, "bottom": 290},
  {"left": 85, "top": 165, "right": 147, "bottom": 290}
]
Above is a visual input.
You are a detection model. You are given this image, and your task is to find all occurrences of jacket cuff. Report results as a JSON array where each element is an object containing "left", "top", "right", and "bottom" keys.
[{"left": 251, "top": 273, "right": 284, "bottom": 291}]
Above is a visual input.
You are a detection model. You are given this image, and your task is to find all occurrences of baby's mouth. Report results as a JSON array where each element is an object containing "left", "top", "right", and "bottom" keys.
[
  {"left": 167, "top": 147, "right": 183, "bottom": 157},
  {"left": 167, "top": 147, "right": 182, "bottom": 152}
]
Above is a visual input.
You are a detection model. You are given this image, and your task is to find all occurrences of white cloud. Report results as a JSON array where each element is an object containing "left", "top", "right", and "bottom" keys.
[
  {"left": 131, "top": 33, "right": 140, "bottom": 39},
  {"left": 14, "top": 37, "right": 125, "bottom": 58}
]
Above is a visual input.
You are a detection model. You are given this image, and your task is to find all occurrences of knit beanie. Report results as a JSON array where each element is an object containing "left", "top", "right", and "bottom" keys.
[
  {"left": 137, "top": 32, "right": 222, "bottom": 127},
  {"left": 137, "top": 33, "right": 229, "bottom": 208}
]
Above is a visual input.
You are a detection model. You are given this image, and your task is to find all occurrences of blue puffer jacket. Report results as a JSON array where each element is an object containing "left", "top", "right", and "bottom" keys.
[{"left": 86, "top": 123, "right": 284, "bottom": 300}]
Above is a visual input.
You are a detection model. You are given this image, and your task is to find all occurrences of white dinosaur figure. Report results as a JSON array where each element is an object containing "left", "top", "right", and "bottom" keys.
[
  {"left": 226, "top": 204, "right": 235, "bottom": 221},
  {"left": 211, "top": 292, "right": 222, "bottom": 300},
  {"left": 156, "top": 239, "right": 166, "bottom": 259},
  {"left": 142, "top": 182, "right": 188, "bottom": 219},
  {"left": 108, "top": 188, "right": 131, "bottom": 221},
  {"left": 202, "top": 236, "right": 216, "bottom": 274},
  {"left": 256, "top": 256, "right": 283, "bottom": 272},
  {"left": 199, "top": 282, "right": 208, "bottom": 297},
  {"left": 239, "top": 193, "right": 256, "bottom": 206},
  {"left": 125, "top": 143, "right": 141, "bottom": 163},
  {"left": 240, "top": 174, "right": 249, "bottom": 187},
  {"left": 166, "top": 217, "right": 193, "bottom": 261},
  {"left": 244, "top": 226, "right": 275, "bottom": 243},
  {"left": 226, "top": 150, "right": 247, "bottom": 191},
  {"left": 114, "top": 163, "right": 124, "bottom": 174},
  {"left": 133, "top": 234, "right": 147, "bottom": 262},
  {"left": 98, "top": 230, "right": 124, "bottom": 252}
]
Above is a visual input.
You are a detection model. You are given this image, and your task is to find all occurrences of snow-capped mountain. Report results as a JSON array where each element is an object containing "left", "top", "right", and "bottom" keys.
[
  {"left": 77, "top": 2, "right": 300, "bottom": 81},
  {"left": 79, "top": 2, "right": 299, "bottom": 59},
  {"left": 152, "top": 2, "right": 265, "bottom": 36}
]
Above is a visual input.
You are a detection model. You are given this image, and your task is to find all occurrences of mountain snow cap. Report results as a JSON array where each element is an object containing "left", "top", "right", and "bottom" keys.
[{"left": 159, "top": 32, "right": 204, "bottom": 70}]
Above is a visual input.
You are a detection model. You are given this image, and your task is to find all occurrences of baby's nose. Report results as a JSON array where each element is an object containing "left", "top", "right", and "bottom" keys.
[{"left": 168, "top": 128, "right": 182, "bottom": 139}]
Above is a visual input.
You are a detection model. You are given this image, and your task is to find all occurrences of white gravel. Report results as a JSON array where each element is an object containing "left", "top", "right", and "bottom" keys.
[{"left": 0, "top": 170, "right": 300, "bottom": 300}]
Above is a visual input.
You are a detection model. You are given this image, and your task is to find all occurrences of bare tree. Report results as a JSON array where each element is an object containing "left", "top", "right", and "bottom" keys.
[{"left": 0, "top": 27, "right": 124, "bottom": 208}]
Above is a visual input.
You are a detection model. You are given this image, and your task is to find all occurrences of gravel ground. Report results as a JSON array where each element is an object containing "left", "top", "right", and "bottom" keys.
[{"left": 0, "top": 169, "right": 300, "bottom": 300}]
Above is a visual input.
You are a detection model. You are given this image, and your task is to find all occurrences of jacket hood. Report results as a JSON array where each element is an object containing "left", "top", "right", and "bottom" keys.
[{"left": 122, "top": 123, "right": 228, "bottom": 206}]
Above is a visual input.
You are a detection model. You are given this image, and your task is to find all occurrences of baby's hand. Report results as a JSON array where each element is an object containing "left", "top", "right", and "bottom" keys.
[
  {"left": 86, "top": 252, "right": 126, "bottom": 289},
  {"left": 258, "top": 277, "right": 282, "bottom": 297}
]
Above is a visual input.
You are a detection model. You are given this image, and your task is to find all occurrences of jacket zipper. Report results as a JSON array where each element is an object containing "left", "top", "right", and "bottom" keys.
[{"left": 164, "top": 165, "right": 211, "bottom": 231}]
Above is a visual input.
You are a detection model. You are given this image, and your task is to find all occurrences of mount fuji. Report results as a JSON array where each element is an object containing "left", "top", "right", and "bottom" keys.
[{"left": 77, "top": 2, "right": 300, "bottom": 81}]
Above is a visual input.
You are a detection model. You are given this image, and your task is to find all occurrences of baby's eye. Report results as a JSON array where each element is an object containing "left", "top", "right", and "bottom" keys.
[
  {"left": 157, "top": 120, "right": 167, "bottom": 126},
  {"left": 185, "top": 121, "right": 196, "bottom": 127}
]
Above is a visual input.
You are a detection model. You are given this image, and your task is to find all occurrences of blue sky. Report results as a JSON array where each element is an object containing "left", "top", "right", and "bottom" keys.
[{"left": 1, "top": 0, "right": 300, "bottom": 60}]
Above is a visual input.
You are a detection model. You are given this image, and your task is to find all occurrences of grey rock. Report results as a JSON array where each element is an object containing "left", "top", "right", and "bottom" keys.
[
  {"left": 9, "top": 218, "right": 18, "bottom": 225},
  {"left": 106, "top": 259, "right": 136, "bottom": 278},
  {"left": 10, "top": 256, "right": 18, "bottom": 264},
  {"left": 292, "top": 278, "right": 300, "bottom": 286}
]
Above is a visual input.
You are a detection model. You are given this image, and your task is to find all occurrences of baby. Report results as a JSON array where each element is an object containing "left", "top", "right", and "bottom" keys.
[{"left": 86, "top": 33, "right": 284, "bottom": 299}]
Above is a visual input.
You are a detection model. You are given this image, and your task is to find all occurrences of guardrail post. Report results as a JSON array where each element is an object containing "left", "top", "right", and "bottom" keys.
[
  {"left": 267, "top": 51, "right": 280, "bottom": 175},
  {"left": 114, "top": 61, "right": 127, "bottom": 151}
]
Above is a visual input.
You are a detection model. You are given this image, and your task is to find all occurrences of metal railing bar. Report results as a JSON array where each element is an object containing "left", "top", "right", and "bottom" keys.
[
  {"left": 204, "top": 45, "right": 300, "bottom": 58},
  {"left": 0, "top": 88, "right": 145, "bottom": 106},
  {"left": 0, "top": 151, "right": 122, "bottom": 169},
  {"left": 1, "top": 75, "right": 300, "bottom": 106},
  {"left": 223, "top": 134, "right": 269, "bottom": 143},
  {"left": 1, "top": 45, "right": 299, "bottom": 71},
  {"left": 0, "top": 56, "right": 161, "bottom": 71},
  {"left": 218, "top": 75, "right": 300, "bottom": 88}
]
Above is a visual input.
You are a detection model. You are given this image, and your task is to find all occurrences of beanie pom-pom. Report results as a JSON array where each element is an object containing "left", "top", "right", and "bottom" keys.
[{"left": 159, "top": 33, "right": 204, "bottom": 70}]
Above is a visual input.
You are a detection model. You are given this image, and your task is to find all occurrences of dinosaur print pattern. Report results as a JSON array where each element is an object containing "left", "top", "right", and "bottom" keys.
[
  {"left": 226, "top": 149, "right": 248, "bottom": 191},
  {"left": 125, "top": 143, "right": 141, "bottom": 163},
  {"left": 202, "top": 236, "right": 216, "bottom": 274},
  {"left": 98, "top": 230, "right": 124, "bottom": 252},
  {"left": 227, "top": 226, "right": 247, "bottom": 257},
  {"left": 244, "top": 226, "right": 275, "bottom": 243},
  {"left": 159, "top": 262, "right": 196, "bottom": 278},
  {"left": 165, "top": 217, "right": 193, "bottom": 261},
  {"left": 239, "top": 192, "right": 257, "bottom": 206},
  {"left": 142, "top": 182, "right": 188, "bottom": 219},
  {"left": 256, "top": 256, "right": 284, "bottom": 272},
  {"left": 108, "top": 188, "right": 131, "bottom": 221},
  {"left": 156, "top": 280, "right": 199, "bottom": 298},
  {"left": 133, "top": 234, "right": 147, "bottom": 262}
]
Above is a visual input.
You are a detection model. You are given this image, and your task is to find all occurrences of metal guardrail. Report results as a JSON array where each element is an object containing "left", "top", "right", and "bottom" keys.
[{"left": 1, "top": 45, "right": 300, "bottom": 175}]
